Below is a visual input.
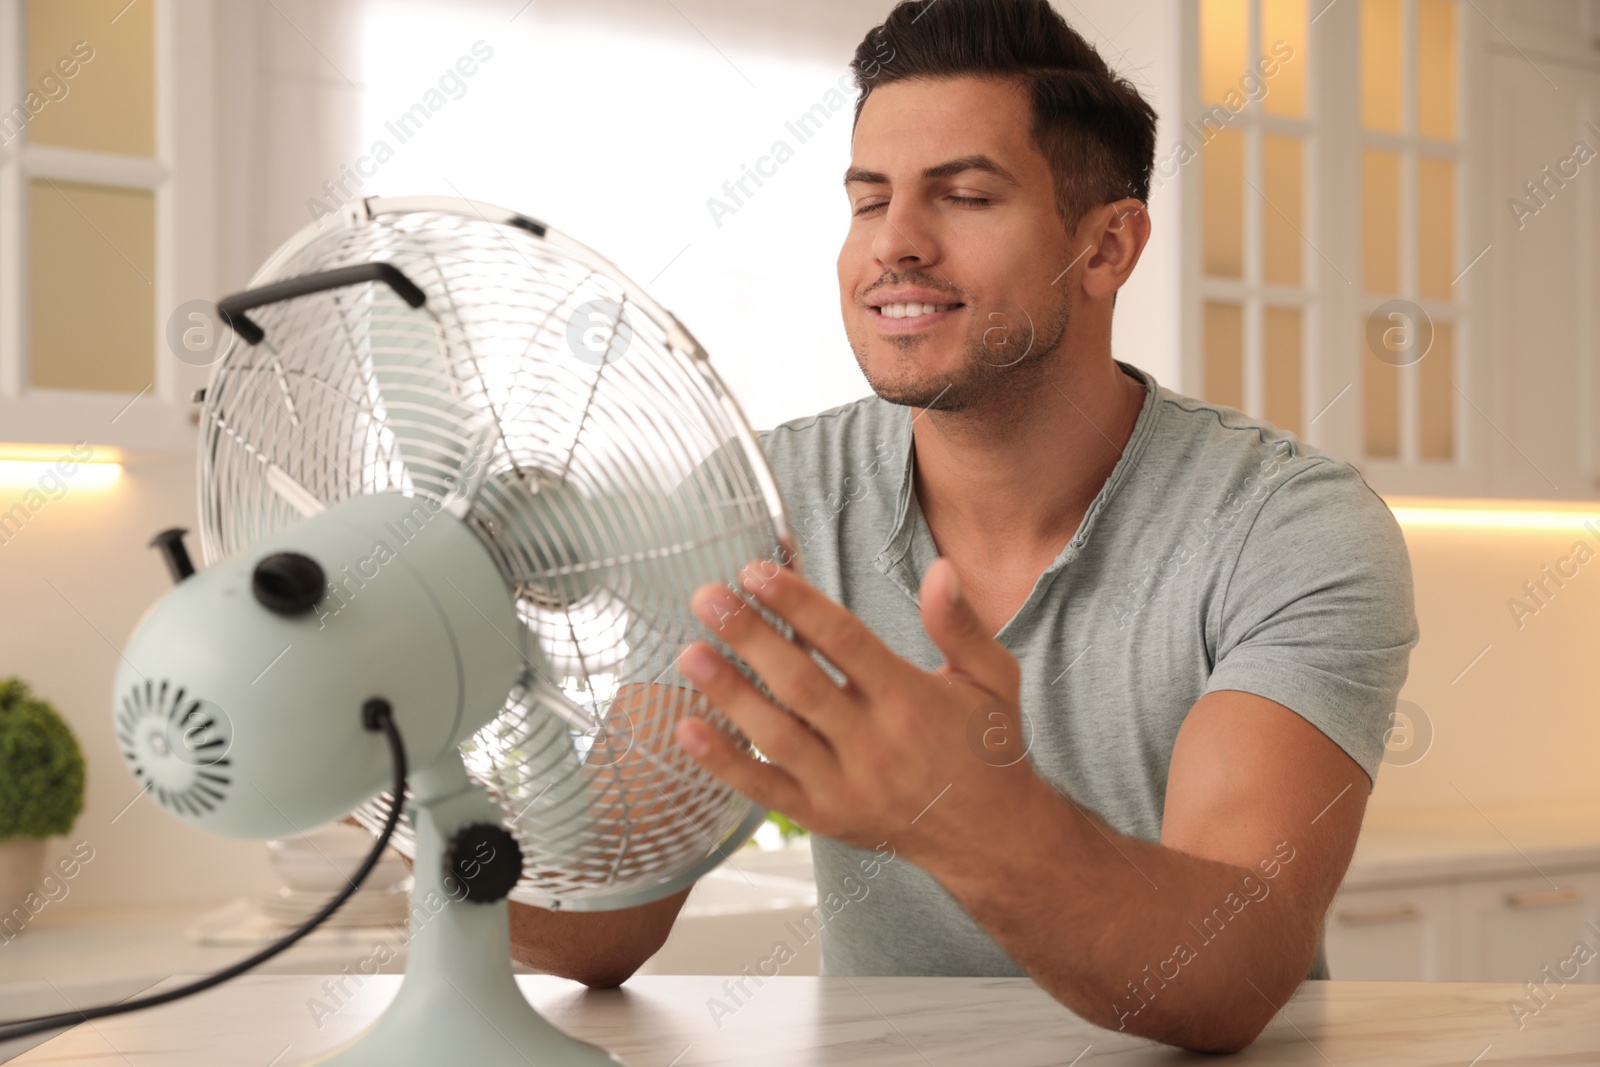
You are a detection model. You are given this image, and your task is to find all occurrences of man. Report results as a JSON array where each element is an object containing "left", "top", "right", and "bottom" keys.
[{"left": 510, "top": 0, "right": 1418, "bottom": 1052}]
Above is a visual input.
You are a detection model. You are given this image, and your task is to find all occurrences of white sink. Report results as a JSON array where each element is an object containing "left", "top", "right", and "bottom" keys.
[{"left": 682, "top": 868, "right": 816, "bottom": 916}]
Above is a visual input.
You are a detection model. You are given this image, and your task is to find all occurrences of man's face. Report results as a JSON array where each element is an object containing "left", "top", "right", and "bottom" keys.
[{"left": 838, "top": 75, "right": 1078, "bottom": 413}]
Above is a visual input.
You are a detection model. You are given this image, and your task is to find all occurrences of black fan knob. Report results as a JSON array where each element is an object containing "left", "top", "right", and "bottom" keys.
[
  {"left": 252, "top": 552, "right": 326, "bottom": 615},
  {"left": 444, "top": 823, "right": 524, "bottom": 904}
]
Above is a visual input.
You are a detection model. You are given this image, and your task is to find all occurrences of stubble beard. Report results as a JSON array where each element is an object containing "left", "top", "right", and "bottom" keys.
[{"left": 852, "top": 289, "right": 1073, "bottom": 424}]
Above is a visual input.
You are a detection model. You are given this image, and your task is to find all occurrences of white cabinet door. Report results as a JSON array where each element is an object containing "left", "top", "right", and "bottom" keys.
[
  {"left": 1456, "top": 871, "right": 1600, "bottom": 984},
  {"left": 1482, "top": 50, "right": 1600, "bottom": 497},
  {"left": 1324, "top": 884, "right": 1458, "bottom": 981}
]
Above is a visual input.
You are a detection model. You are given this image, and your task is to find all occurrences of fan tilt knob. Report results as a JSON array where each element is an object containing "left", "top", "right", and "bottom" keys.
[
  {"left": 149, "top": 528, "right": 196, "bottom": 583},
  {"left": 251, "top": 552, "right": 326, "bottom": 615},
  {"left": 444, "top": 823, "right": 524, "bottom": 904}
]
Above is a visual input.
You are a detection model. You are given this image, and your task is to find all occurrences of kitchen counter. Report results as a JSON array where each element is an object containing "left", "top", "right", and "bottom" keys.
[
  {"left": 0, "top": 842, "right": 817, "bottom": 999},
  {"left": 1345, "top": 796, "right": 1600, "bottom": 888},
  {"left": 0, "top": 847, "right": 821, "bottom": 1062},
  {"left": 12, "top": 973, "right": 1600, "bottom": 1065},
  {"left": 13, "top": 805, "right": 1600, "bottom": 1062}
]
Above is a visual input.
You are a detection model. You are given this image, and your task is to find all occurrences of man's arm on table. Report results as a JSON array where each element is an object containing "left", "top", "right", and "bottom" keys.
[
  {"left": 662, "top": 455, "right": 1414, "bottom": 1050},
  {"left": 943, "top": 463, "right": 1410, "bottom": 1048},
  {"left": 927, "top": 688, "right": 1367, "bottom": 1052},
  {"left": 669, "top": 528, "right": 1408, "bottom": 1053}
]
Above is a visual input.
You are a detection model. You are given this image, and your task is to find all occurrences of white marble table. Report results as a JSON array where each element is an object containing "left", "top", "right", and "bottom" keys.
[{"left": 10, "top": 974, "right": 1600, "bottom": 1065}]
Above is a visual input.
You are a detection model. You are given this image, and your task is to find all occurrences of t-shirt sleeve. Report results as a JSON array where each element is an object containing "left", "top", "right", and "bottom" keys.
[{"left": 1201, "top": 459, "right": 1420, "bottom": 788}]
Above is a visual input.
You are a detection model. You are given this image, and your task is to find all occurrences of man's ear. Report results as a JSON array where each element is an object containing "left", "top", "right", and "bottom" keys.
[{"left": 1077, "top": 198, "right": 1151, "bottom": 301}]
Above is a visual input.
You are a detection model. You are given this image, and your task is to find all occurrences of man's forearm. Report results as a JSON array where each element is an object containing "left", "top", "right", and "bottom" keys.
[{"left": 921, "top": 774, "right": 1316, "bottom": 1052}]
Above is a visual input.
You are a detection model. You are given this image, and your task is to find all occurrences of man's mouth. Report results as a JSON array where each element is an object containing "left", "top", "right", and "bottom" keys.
[{"left": 871, "top": 301, "right": 964, "bottom": 319}]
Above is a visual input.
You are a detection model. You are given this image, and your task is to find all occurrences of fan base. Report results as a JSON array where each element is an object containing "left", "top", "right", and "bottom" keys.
[
  {"left": 310, "top": 751, "right": 627, "bottom": 1066},
  {"left": 308, "top": 980, "right": 625, "bottom": 1066}
]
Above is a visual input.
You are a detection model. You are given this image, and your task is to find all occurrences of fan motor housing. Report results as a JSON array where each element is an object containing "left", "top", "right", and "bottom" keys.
[{"left": 112, "top": 492, "right": 522, "bottom": 839}]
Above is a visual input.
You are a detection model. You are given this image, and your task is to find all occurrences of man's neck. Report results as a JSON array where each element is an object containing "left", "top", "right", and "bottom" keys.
[{"left": 910, "top": 355, "right": 1145, "bottom": 562}]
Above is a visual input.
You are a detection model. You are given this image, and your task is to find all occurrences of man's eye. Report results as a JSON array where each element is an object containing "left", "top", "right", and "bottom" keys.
[{"left": 853, "top": 195, "right": 988, "bottom": 215}]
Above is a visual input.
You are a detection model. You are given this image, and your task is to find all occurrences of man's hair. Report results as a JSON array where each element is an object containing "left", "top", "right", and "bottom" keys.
[{"left": 849, "top": 0, "right": 1157, "bottom": 231}]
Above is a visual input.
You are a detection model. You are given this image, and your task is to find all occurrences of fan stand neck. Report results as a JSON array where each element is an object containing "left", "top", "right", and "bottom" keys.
[{"left": 311, "top": 749, "right": 624, "bottom": 1066}]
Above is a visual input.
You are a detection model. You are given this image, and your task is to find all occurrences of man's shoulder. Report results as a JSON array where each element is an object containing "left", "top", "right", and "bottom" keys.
[
  {"left": 758, "top": 394, "right": 898, "bottom": 449},
  {"left": 1123, "top": 381, "right": 1406, "bottom": 602},
  {"left": 1142, "top": 380, "right": 1376, "bottom": 514},
  {"left": 756, "top": 395, "right": 904, "bottom": 491}
]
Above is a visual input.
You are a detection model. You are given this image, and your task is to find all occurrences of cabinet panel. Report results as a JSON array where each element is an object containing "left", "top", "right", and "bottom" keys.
[
  {"left": 27, "top": 179, "right": 156, "bottom": 393},
  {"left": 1456, "top": 871, "right": 1600, "bottom": 985},
  {"left": 1484, "top": 55, "right": 1600, "bottom": 497},
  {"left": 1325, "top": 884, "right": 1457, "bottom": 981}
]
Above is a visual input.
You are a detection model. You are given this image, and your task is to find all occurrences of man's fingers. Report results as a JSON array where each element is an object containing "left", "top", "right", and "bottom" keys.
[
  {"left": 734, "top": 561, "right": 902, "bottom": 699},
  {"left": 918, "top": 558, "right": 1021, "bottom": 698},
  {"left": 675, "top": 712, "right": 807, "bottom": 817},
  {"left": 690, "top": 580, "right": 863, "bottom": 741},
  {"left": 677, "top": 640, "right": 839, "bottom": 784}
]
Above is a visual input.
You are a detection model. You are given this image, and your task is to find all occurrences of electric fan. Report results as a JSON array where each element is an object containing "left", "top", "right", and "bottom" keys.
[{"left": 106, "top": 196, "right": 797, "bottom": 1065}]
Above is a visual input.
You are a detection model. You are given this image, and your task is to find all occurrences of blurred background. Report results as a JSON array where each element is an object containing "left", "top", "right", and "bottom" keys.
[{"left": 3, "top": 0, "right": 1600, "bottom": 1033}]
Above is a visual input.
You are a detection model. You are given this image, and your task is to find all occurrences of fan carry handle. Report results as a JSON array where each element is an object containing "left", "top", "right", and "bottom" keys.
[{"left": 218, "top": 262, "right": 427, "bottom": 346}]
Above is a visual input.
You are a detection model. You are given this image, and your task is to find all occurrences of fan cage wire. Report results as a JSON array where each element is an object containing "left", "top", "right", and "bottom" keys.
[{"left": 196, "top": 202, "right": 794, "bottom": 907}]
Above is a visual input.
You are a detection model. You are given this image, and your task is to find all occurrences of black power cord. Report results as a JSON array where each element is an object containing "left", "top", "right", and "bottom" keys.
[{"left": 0, "top": 698, "right": 408, "bottom": 1043}]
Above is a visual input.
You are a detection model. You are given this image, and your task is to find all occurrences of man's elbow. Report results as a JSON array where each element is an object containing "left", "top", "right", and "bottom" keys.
[
  {"left": 537, "top": 934, "right": 668, "bottom": 990},
  {"left": 573, "top": 963, "right": 646, "bottom": 990},
  {"left": 1175, "top": 973, "right": 1300, "bottom": 1053},
  {"left": 1179, "top": 1009, "right": 1274, "bottom": 1055},
  {"left": 1132, "top": 998, "right": 1267, "bottom": 1054}
]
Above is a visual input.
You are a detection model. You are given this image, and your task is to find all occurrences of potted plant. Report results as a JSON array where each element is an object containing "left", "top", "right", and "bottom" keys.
[{"left": 0, "top": 677, "right": 86, "bottom": 933}]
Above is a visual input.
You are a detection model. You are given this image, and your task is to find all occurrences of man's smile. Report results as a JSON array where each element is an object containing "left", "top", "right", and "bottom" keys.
[{"left": 866, "top": 287, "right": 966, "bottom": 333}]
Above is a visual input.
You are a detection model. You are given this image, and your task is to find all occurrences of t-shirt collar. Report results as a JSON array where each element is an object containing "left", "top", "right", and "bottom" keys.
[{"left": 872, "top": 360, "right": 1161, "bottom": 576}]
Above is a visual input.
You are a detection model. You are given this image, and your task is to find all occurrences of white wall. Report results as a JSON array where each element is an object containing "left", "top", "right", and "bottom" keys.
[
  {"left": 1372, "top": 520, "right": 1600, "bottom": 814},
  {"left": 0, "top": 453, "right": 279, "bottom": 913}
]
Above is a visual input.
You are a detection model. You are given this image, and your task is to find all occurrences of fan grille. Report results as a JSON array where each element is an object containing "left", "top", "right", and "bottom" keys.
[
  {"left": 115, "top": 679, "right": 233, "bottom": 819},
  {"left": 199, "top": 200, "right": 791, "bottom": 906}
]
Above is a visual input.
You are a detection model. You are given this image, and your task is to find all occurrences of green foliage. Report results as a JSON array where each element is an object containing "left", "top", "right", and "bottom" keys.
[
  {"left": 764, "top": 809, "right": 807, "bottom": 841},
  {"left": 0, "top": 677, "right": 86, "bottom": 839}
]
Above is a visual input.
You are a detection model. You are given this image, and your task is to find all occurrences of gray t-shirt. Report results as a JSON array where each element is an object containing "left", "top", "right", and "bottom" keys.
[{"left": 755, "top": 360, "right": 1419, "bottom": 980}]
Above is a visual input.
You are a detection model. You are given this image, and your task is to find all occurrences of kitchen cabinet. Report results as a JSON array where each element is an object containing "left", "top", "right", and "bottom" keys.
[
  {"left": 1183, "top": 0, "right": 1600, "bottom": 500},
  {"left": 0, "top": 5, "right": 214, "bottom": 455},
  {"left": 1356, "top": 0, "right": 1600, "bottom": 499},
  {"left": 1457, "top": 870, "right": 1600, "bottom": 984},
  {"left": 1477, "top": 26, "right": 1600, "bottom": 499},
  {"left": 1326, "top": 883, "right": 1459, "bottom": 981},
  {"left": 1325, "top": 799, "right": 1600, "bottom": 983}
]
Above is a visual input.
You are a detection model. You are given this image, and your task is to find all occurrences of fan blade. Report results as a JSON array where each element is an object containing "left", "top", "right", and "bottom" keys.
[
  {"left": 266, "top": 464, "right": 326, "bottom": 518},
  {"left": 364, "top": 293, "right": 484, "bottom": 504}
]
